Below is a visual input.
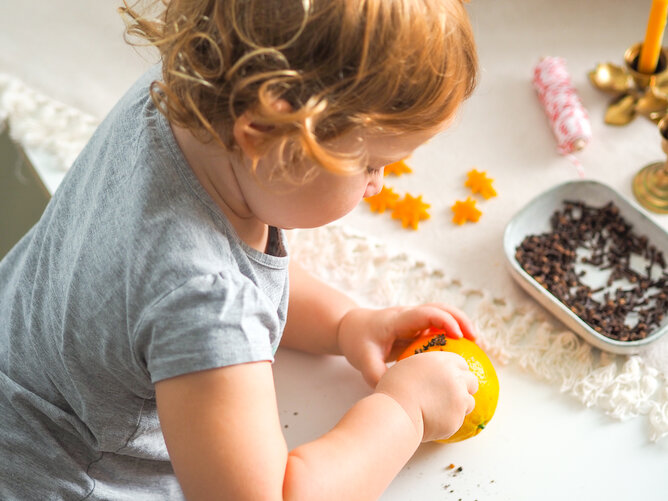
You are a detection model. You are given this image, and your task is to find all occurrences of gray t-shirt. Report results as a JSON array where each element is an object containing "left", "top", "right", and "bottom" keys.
[{"left": 0, "top": 66, "right": 290, "bottom": 499}]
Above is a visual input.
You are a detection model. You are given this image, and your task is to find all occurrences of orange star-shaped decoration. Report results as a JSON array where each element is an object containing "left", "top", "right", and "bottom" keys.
[
  {"left": 383, "top": 159, "right": 413, "bottom": 177},
  {"left": 365, "top": 186, "right": 400, "bottom": 213},
  {"left": 451, "top": 197, "right": 482, "bottom": 225},
  {"left": 464, "top": 169, "right": 497, "bottom": 199},
  {"left": 391, "top": 193, "right": 431, "bottom": 230}
]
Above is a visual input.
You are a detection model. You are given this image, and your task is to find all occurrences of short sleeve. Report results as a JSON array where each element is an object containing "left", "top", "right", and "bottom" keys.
[{"left": 134, "top": 271, "right": 283, "bottom": 383}]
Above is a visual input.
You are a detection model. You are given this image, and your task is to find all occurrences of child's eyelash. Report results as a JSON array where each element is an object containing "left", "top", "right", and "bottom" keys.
[{"left": 366, "top": 166, "right": 383, "bottom": 175}]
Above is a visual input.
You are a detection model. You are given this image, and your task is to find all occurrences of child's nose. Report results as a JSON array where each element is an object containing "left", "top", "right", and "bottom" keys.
[{"left": 364, "top": 179, "right": 383, "bottom": 198}]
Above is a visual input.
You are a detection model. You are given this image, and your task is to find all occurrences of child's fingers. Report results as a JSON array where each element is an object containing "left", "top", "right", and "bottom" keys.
[
  {"left": 391, "top": 306, "right": 464, "bottom": 339},
  {"left": 464, "top": 369, "right": 479, "bottom": 395},
  {"left": 422, "top": 302, "right": 477, "bottom": 340},
  {"left": 465, "top": 393, "right": 476, "bottom": 415},
  {"left": 360, "top": 346, "right": 388, "bottom": 387},
  {"left": 432, "top": 312, "right": 464, "bottom": 339}
]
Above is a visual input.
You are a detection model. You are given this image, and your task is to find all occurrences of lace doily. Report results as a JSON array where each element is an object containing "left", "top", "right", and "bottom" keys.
[
  {"left": 2, "top": 73, "right": 666, "bottom": 441},
  {"left": 0, "top": 74, "right": 98, "bottom": 171}
]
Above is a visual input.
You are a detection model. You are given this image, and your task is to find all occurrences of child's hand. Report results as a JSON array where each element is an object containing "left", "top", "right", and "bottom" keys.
[
  {"left": 337, "top": 304, "right": 477, "bottom": 387},
  {"left": 375, "top": 351, "right": 478, "bottom": 442}
]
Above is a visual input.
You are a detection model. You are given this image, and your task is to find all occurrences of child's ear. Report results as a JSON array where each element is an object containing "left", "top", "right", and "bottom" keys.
[
  {"left": 233, "top": 99, "right": 292, "bottom": 160},
  {"left": 232, "top": 111, "right": 266, "bottom": 160}
]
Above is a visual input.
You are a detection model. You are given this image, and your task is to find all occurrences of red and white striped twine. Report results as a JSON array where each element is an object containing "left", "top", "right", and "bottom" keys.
[{"left": 533, "top": 57, "right": 591, "bottom": 177}]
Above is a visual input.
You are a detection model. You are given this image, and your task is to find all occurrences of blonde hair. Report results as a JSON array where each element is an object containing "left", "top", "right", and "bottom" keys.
[{"left": 120, "top": 0, "right": 477, "bottom": 179}]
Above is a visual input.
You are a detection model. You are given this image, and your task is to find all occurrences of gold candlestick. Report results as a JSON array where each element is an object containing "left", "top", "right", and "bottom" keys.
[
  {"left": 633, "top": 116, "right": 668, "bottom": 213},
  {"left": 590, "top": 43, "right": 668, "bottom": 125}
]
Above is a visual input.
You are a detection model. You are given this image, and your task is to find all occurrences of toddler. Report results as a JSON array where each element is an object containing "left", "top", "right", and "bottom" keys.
[{"left": 0, "top": 0, "right": 479, "bottom": 499}]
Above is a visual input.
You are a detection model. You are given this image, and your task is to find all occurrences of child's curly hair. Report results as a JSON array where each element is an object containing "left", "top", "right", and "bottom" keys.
[{"left": 120, "top": 0, "right": 477, "bottom": 180}]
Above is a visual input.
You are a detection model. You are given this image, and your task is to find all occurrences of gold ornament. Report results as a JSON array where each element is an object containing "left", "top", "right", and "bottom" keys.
[
  {"left": 633, "top": 116, "right": 668, "bottom": 213},
  {"left": 589, "top": 43, "right": 668, "bottom": 125}
]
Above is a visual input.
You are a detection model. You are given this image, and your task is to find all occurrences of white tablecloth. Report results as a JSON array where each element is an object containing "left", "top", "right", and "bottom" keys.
[{"left": 2, "top": 1, "right": 667, "bottom": 499}]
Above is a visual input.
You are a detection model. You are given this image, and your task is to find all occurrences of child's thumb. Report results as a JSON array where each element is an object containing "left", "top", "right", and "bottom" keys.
[{"left": 361, "top": 352, "right": 388, "bottom": 388}]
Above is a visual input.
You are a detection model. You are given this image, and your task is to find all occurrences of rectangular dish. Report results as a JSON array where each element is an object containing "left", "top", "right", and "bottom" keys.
[{"left": 503, "top": 180, "right": 668, "bottom": 355}]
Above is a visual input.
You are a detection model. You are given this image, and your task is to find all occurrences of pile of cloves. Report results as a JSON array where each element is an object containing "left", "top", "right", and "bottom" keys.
[{"left": 515, "top": 200, "right": 667, "bottom": 342}]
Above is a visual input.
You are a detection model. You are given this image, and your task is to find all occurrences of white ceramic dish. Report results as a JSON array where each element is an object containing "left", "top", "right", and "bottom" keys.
[{"left": 503, "top": 180, "right": 668, "bottom": 355}]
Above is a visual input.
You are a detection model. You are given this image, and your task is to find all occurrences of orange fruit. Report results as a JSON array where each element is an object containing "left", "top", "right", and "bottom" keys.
[{"left": 397, "top": 328, "right": 499, "bottom": 443}]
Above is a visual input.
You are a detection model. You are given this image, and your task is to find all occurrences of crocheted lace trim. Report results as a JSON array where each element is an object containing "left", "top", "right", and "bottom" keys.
[
  {"left": 0, "top": 74, "right": 98, "bottom": 171},
  {"left": 2, "top": 73, "right": 666, "bottom": 441}
]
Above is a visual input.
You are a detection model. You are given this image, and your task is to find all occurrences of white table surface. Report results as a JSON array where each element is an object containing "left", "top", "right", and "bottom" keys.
[{"left": 2, "top": 1, "right": 668, "bottom": 499}]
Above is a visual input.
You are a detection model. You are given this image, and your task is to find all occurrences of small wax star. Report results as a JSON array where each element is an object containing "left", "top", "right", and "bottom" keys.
[
  {"left": 451, "top": 197, "right": 482, "bottom": 225},
  {"left": 365, "top": 186, "right": 400, "bottom": 213},
  {"left": 465, "top": 169, "right": 497, "bottom": 199},
  {"left": 392, "top": 194, "right": 431, "bottom": 230},
  {"left": 383, "top": 159, "right": 413, "bottom": 177}
]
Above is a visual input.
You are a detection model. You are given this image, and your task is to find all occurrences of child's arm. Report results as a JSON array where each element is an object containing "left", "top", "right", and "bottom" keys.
[
  {"left": 156, "top": 348, "right": 476, "bottom": 500},
  {"left": 282, "top": 261, "right": 477, "bottom": 386},
  {"left": 280, "top": 260, "right": 358, "bottom": 355}
]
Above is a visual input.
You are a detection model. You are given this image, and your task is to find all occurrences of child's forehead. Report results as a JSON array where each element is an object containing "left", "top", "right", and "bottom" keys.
[
  {"left": 318, "top": 124, "right": 445, "bottom": 165},
  {"left": 362, "top": 127, "right": 442, "bottom": 158}
]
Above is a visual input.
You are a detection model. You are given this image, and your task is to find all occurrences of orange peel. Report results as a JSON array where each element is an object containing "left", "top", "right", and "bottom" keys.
[
  {"left": 451, "top": 197, "right": 482, "bottom": 225},
  {"left": 383, "top": 159, "right": 413, "bottom": 177},
  {"left": 391, "top": 194, "right": 430, "bottom": 230},
  {"left": 364, "top": 186, "right": 400, "bottom": 213},
  {"left": 465, "top": 169, "right": 497, "bottom": 199}
]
